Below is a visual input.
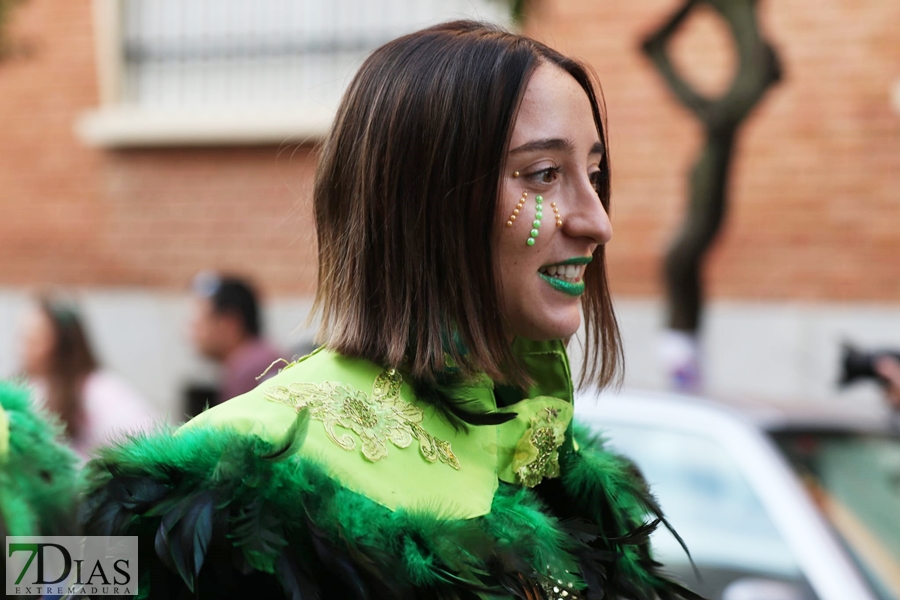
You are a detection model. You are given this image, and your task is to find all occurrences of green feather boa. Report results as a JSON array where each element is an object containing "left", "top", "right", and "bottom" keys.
[
  {"left": 81, "top": 411, "right": 703, "bottom": 600},
  {"left": 0, "top": 381, "right": 79, "bottom": 537}
]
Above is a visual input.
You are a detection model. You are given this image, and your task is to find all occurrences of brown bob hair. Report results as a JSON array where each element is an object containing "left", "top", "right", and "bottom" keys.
[
  {"left": 36, "top": 296, "right": 99, "bottom": 440},
  {"left": 313, "top": 20, "right": 621, "bottom": 389}
]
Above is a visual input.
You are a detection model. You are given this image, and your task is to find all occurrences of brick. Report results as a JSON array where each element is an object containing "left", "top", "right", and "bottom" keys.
[{"left": 0, "top": 0, "right": 898, "bottom": 301}]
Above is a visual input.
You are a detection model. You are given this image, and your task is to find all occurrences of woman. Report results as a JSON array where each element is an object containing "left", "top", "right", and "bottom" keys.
[
  {"left": 82, "top": 21, "right": 701, "bottom": 600},
  {"left": 19, "top": 296, "right": 156, "bottom": 459}
]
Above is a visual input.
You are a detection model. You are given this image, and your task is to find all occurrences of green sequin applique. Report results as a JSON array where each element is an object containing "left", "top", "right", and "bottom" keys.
[
  {"left": 264, "top": 369, "right": 460, "bottom": 469},
  {"left": 512, "top": 407, "right": 568, "bottom": 487}
]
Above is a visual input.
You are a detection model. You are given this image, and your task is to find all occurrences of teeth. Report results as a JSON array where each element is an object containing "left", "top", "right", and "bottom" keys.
[{"left": 540, "top": 264, "right": 582, "bottom": 282}]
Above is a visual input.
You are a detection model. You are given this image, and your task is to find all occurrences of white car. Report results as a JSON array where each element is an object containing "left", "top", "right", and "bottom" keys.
[{"left": 575, "top": 389, "right": 900, "bottom": 600}]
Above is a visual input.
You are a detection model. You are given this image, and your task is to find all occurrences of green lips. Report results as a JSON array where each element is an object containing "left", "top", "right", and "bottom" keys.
[
  {"left": 557, "top": 256, "right": 592, "bottom": 266},
  {"left": 538, "top": 273, "right": 585, "bottom": 296},
  {"left": 537, "top": 256, "right": 591, "bottom": 297}
]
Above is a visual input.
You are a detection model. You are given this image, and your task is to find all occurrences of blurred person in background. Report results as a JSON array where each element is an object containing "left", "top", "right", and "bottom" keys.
[
  {"left": 875, "top": 356, "right": 900, "bottom": 411},
  {"left": 18, "top": 295, "right": 157, "bottom": 460},
  {"left": 189, "top": 271, "right": 283, "bottom": 405}
]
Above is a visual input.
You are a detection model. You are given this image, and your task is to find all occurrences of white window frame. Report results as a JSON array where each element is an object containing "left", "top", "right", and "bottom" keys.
[
  {"left": 78, "top": 0, "right": 346, "bottom": 147},
  {"left": 77, "top": 0, "right": 513, "bottom": 148}
]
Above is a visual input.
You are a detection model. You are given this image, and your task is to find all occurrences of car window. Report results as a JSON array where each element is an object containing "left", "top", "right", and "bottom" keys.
[
  {"left": 601, "top": 423, "right": 818, "bottom": 600},
  {"left": 772, "top": 430, "right": 900, "bottom": 600}
]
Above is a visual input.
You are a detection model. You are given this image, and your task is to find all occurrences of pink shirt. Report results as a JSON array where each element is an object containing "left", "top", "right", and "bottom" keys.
[
  {"left": 219, "top": 339, "right": 283, "bottom": 404},
  {"left": 75, "top": 370, "right": 158, "bottom": 459}
]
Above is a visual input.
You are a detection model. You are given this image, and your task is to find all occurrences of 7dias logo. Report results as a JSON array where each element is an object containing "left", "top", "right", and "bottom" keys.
[{"left": 6, "top": 536, "right": 138, "bottom": 597}]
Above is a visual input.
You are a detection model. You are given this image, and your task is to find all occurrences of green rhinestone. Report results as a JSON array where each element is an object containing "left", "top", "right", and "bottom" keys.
[
  {"left": 530, "top": 228, "right": 539, "bottom": 237},
  {"left": 526, "top": 237, "right": 536, "bottom": 246},
  {"left": 535, "top": 195, "right": 544, "bottom": 204},
  {"left": 533, "top": 219, "right": 542, "bottom": 228}
]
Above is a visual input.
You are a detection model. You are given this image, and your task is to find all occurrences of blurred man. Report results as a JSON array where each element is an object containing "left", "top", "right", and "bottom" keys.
[
  {"left": 874, "top": 356, "right": 900, "bottom": 411},
  {"left": 190, "top": 272, "right": 283, "bottom": 405}
]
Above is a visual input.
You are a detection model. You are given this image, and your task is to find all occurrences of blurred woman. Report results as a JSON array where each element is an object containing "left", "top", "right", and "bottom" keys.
[{"left": 19, "top": 296, "right": 157, "bottom": 459}]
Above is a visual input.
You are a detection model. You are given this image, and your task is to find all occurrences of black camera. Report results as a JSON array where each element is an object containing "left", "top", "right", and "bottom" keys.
[{"left": 839, "top": 343, "right": 900, "bottom": 387}]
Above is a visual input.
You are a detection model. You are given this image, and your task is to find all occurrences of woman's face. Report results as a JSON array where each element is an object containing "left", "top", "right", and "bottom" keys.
[
  {"left": 494, "top": 63, "right": 612, "bottom": 341},
  {"left": 19, "top": 307, "right": 57, "bottom": 378}
]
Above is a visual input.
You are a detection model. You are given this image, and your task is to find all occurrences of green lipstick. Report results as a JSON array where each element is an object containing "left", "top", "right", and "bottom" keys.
[
  {"left": 554, "top": 256, "right": 592, "bottom": 266},
  {"left": 537, "top": 256, "right": 590, "bottom": 296},
  {"left": 538, "top": 272, "right": 585, "bottom": 296}
]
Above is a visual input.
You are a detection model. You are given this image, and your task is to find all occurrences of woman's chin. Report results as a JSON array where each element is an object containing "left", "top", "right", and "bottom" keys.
[{"left": 513, "top": 314, "right": 581, "bottom": 341}]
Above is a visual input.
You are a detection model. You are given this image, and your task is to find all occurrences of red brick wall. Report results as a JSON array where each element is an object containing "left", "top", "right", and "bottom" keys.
[
  {"left": 0, "top": 0, "right": 319, "bottom": 295},
  {"left": 1, "top": 0, "right": 898, "bottom": 301},
  {"left": 0, "top": 0, "right": 104, "bottom": 285},
  {"left": 527, "top": 0, "right": 900, "bottom": 301}
]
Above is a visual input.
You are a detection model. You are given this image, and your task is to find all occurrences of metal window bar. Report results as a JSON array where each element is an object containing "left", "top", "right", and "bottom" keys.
[{"left": 120, "top": 0, "right": 510, "bottom": 109}]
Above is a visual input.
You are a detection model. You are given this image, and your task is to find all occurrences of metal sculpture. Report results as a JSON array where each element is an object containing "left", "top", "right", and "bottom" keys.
[{"left": 641, "top": 0, "right": 782, "bottom": 389}]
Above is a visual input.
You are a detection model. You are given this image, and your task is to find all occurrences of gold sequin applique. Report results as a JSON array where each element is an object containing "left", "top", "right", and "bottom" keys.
[
  {"left": 512, "top": 407, "right": 568, "bottom": 488},
  {"left": 539, "top": 574, "right": 582, "bottom": 600},
  {"left": 264, "top": 369, "right": 460, "bottom": 469}
]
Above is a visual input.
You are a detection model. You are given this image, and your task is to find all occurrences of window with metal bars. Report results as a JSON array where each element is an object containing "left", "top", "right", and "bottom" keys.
[{"left": 119, "top": 0, "right": 510, "bottom": 110}]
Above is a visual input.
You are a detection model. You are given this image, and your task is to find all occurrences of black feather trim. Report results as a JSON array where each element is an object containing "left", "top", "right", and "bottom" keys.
[{"left": 153, "top": 490, "right": 216, "bottom": 592}]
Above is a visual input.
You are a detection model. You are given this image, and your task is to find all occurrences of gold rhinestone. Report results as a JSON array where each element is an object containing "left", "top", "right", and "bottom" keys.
[
  {"left": 506, "top": 221, "right": 513, "bottom": 227},
  {"left": 556, "top": 220, "right": 562, "bottom": 227},
  {"left": 551, "top": 202, "right": 557, "bottom": 206},
  {"left": 513, "top": 171, "right": 520, "bottom": 177},
  {"left": 510, "top": 215, "right": 516, "bottom": 221},
  {"left": 523, "top": 192, "right": 528, "bottom": 197},
  {"left": 513, "top": 209, "right": 519, "bottom": 215}
]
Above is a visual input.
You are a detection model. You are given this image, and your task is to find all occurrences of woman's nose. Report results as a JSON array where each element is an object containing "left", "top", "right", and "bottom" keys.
[{"left": 561, "top": 180, "right": 612, "bottom": 245}]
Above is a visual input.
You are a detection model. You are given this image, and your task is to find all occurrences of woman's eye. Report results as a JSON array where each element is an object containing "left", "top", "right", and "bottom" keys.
[
  {"left": 533, "top": 167, "right": 560, "bottom": 184},
  {"left": 589, "top": 169, "right": 609, "bottom": 190}
]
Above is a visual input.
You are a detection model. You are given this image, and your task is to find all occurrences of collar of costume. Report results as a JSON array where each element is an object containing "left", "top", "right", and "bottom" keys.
[{"left": 181, "top": 338, "right": 575, "bottom": 519}]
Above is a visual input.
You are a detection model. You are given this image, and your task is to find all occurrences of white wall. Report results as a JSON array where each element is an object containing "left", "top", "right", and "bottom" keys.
[
  {"left": 1, "top": 288, "right": 895, "bottom": 418},
  {"left": 572, "top": 298, "right": 898, "bottom": 411}
]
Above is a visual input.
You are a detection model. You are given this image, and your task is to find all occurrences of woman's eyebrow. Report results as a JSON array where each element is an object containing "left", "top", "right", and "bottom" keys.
[
  {"left": 509, "top": 137, "right": 574, "bottom": 154},
  {"left": 509, "top": 138, "right": 606, "bottom": 157}
]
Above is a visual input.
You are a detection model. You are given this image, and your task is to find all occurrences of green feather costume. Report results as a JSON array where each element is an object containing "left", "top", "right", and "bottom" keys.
[
  {"left": 81, "top": 340, "right": 703, "bottom": 600},
  {"left": 0, "top": 382, "right": 80, "bottom": 544}
]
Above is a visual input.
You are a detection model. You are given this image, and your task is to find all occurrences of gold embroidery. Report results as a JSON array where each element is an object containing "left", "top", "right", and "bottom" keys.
[
  {"left": 539, "top": 574, "right": 581, "bottom": 600},
  {"left": 264, "top": 369, "right": 460, "bottom": 470},
  {"left": 512, "top": 407, "right": 567, "bottom": 487}
]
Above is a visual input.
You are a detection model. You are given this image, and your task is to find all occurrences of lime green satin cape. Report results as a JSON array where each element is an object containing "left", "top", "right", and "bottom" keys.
[{"left": 183, "top": 338, "right": 575, "bottom": 519}]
